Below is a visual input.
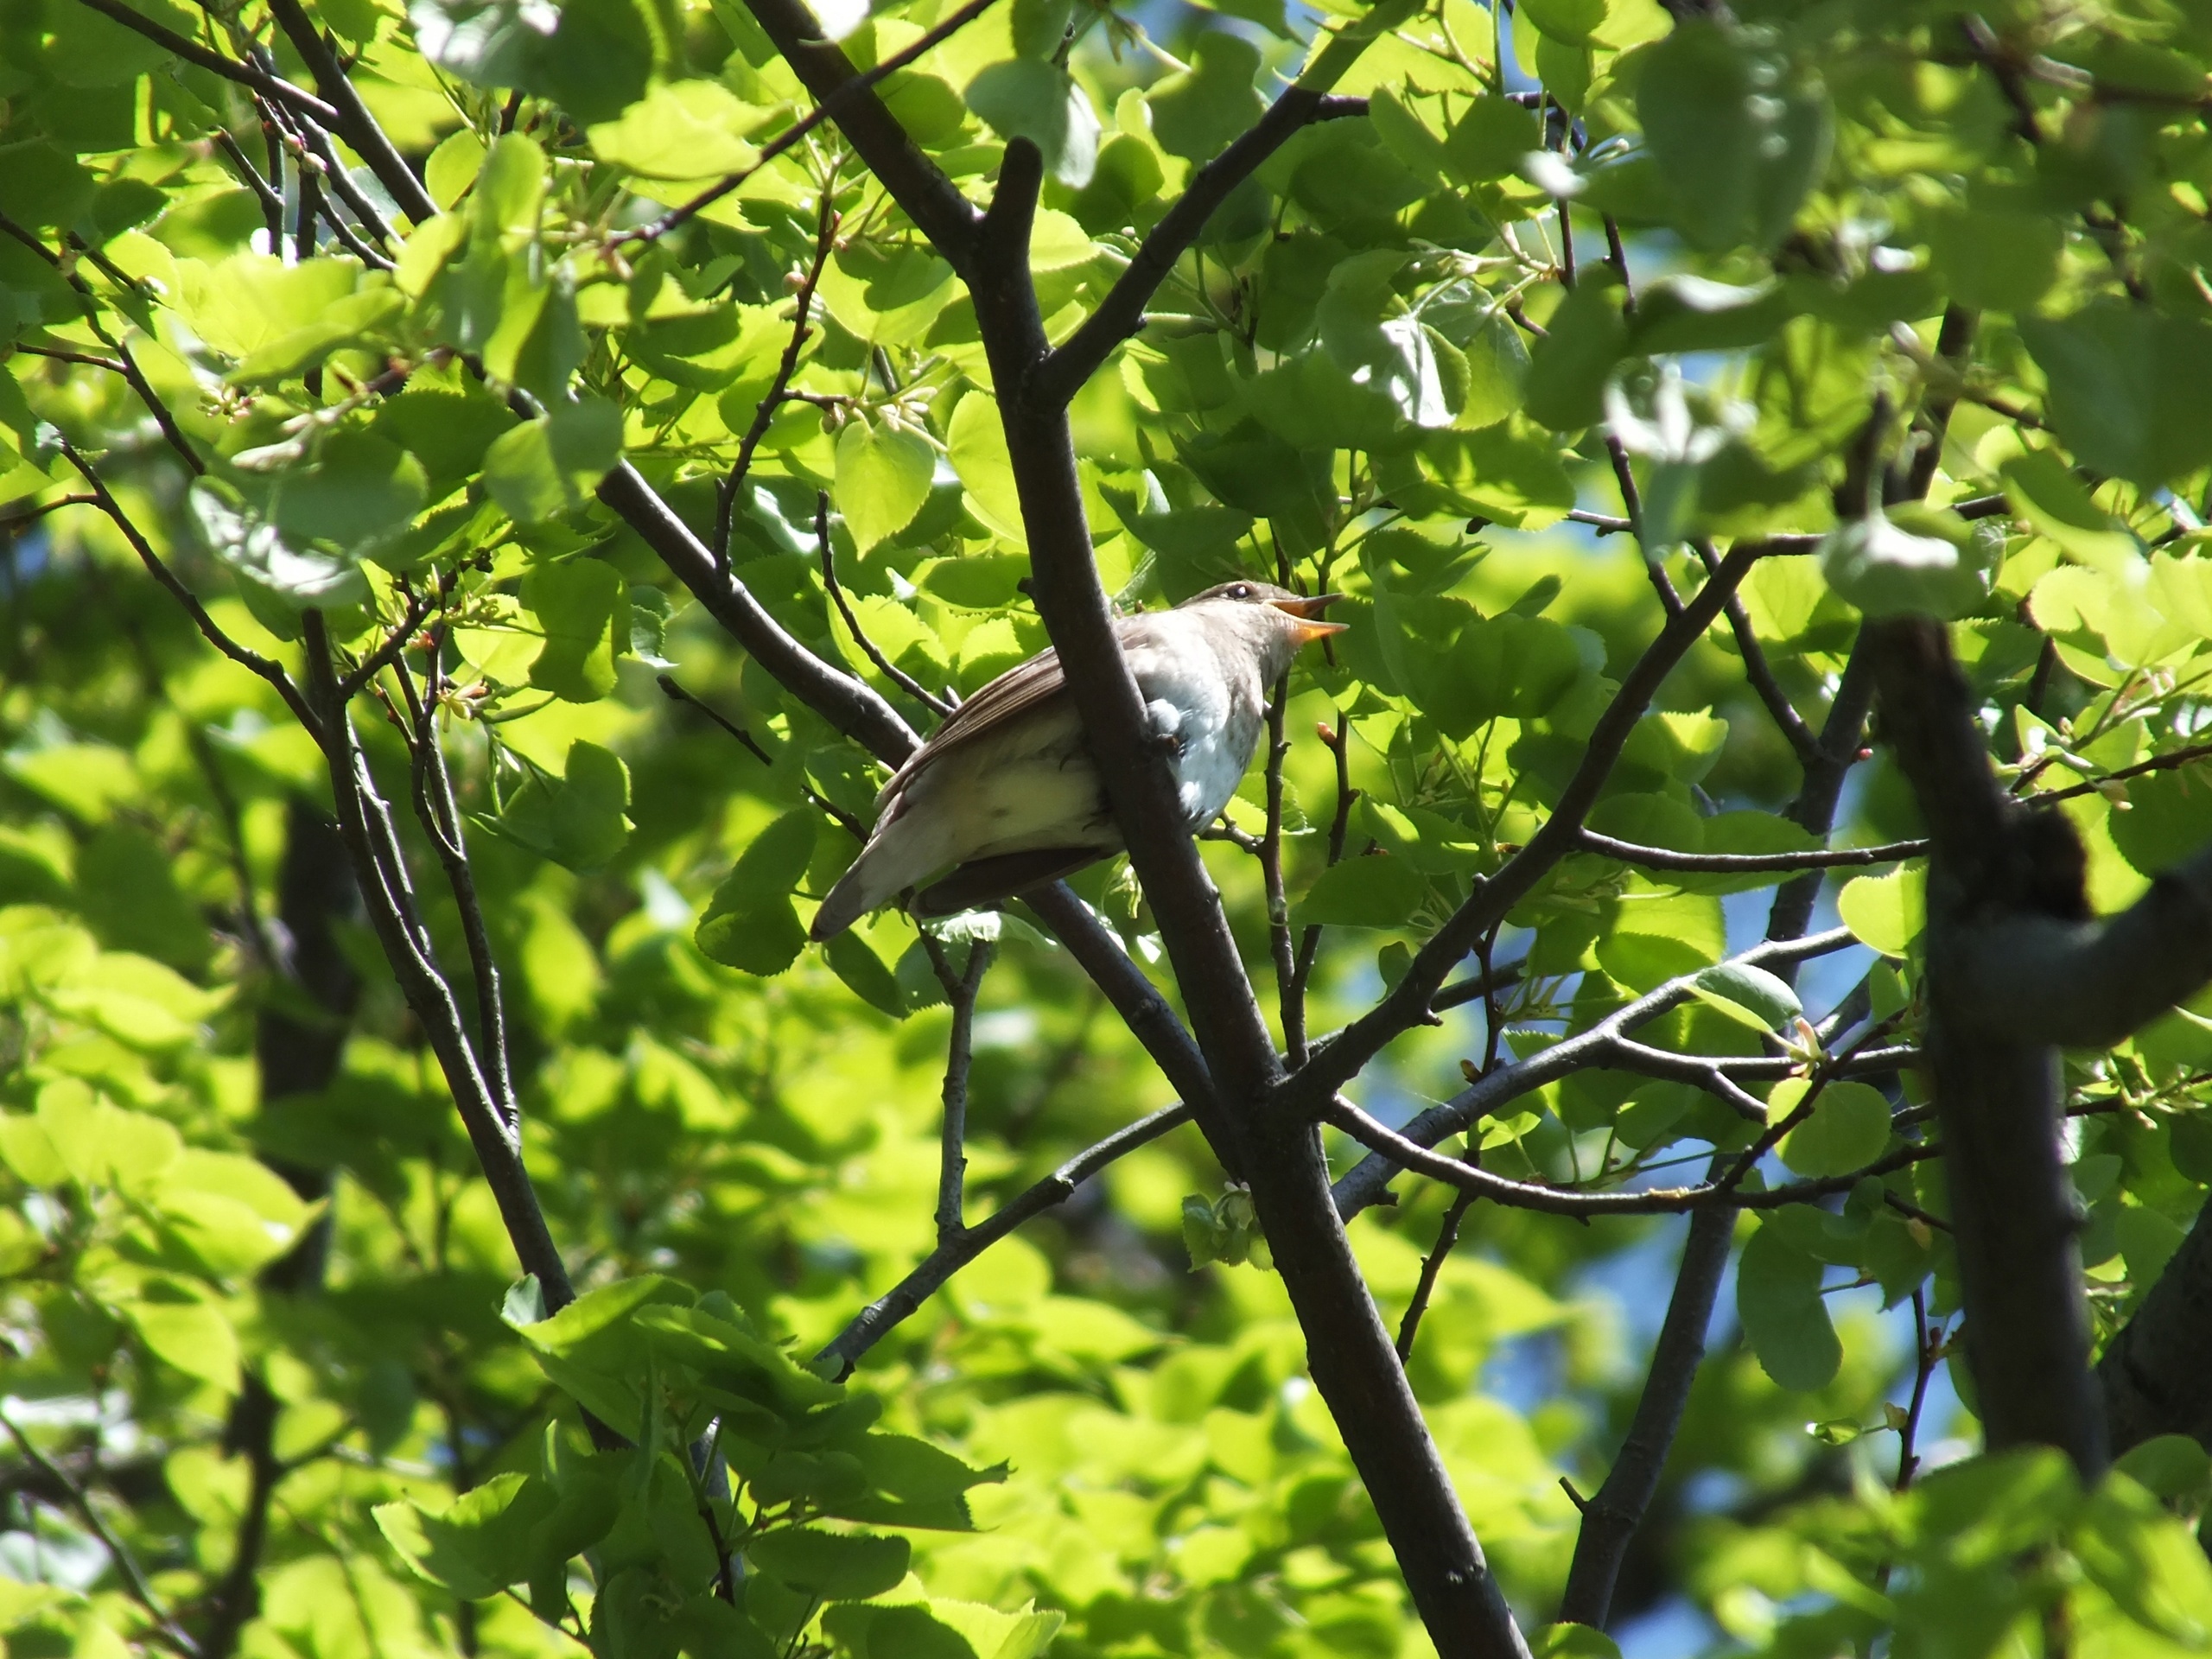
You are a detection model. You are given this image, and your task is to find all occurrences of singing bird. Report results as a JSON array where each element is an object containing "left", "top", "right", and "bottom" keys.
[{"left": 808, "top": 581, "right": 1346, "bottom": 940}]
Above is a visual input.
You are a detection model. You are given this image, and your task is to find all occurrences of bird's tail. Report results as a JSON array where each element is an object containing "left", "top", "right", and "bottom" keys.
[{"left": 809, "top": 818, "right": 944, "bottom": 941}]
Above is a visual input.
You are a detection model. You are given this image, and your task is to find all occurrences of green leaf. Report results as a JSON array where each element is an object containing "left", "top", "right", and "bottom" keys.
[
  {"left": 1736, "top": 1218, "right": 1841, "bottom": 1392},
  {"left": 696, "top": 809, "right": 819, "bottom": 976},
  {"left": 128, "top": 1293, "right": 239, "bottom": 1392},
  {"left": 965, "top": 60, "right": 1098, "bottom": 188},
  {"left": 1839, "top": 864, "right": 1925, "bottom": 957},
  {"left": 2109, "top": 768, "right": 2212, "bottom": 878},
  {"left": 2074, "top": 1472, "right": 2212, "bottom": 1643},
  {"left": 1294, "top": 854, "right": 1425, "bottom": 929},
  {"left": 188, "top": 484, "right": 371, "bottom": 611},
  {"left": 1144, "top": 35, "right": 1264, "bottom": 162},
  {"left": 2113, "top": 1436, "right": 2212, "bottom": 1503},
  {"left": 822, "top": 1604, "right": 976, "bottom": 1659},
  {"left": 835, "top": 418, "right": 936, "bottom": 551},
  {"left": 525, "top": 560, "right": 630, "bottom": 702},
  {"left": 1773, "top": 1079, "right": 1892, "bottom": 1178},
  {"left": 747, "top": 1527, "right": 910, "bottom": 1600},
  {"left": 1530, "top": 1624, "right": 1622, "bottom": 1659},
  {"left": 2020, "top": 302, "right": 2212, "bottom": 490},
  {"left": 1689, "top": 962, "right": 1803, "bottom": 1033},
  {"left": 492, "top": 740, "right": 634, "bottom": 870},
  {"left": 588, "top": 79, "right": 760, "bottom": 178},
  {"left": 824, "top": 931, "right": 906, "bottom": 1017},
  {"left": 272, "top": 431, "right": 428, "bottom": 553},
  {"left": 1522, "top": 281, "right": 1629, "bottom": 431},
  {"left": 369, "top": 385, "right": 518, "bottom": 505},
  {"left": 1009, "top": 0, "right": 1071, "bottom": 58},
  {"left": 1925, "top": 208, "right": 2063, "bottom": 313},
  {"left": 1637, "top": 22, "right": 1831, "bottom": 254},
  {"left": 1820, "top": 509, "right": 1997, "bottom": 620},
  {"left": 945, "top": 393, "right": 1025, "bottom": 545},
  {"left": 1430, "top": 613, "right": 1589, "bottom": 737},
  {"left": 484, "top": 397, "right": 623, "bottom": 525}
]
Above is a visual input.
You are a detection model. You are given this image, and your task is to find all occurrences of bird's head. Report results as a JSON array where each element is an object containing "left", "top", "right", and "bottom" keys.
[{"left": 1187, "top": 580, "right": 1348, "bottom": 648}]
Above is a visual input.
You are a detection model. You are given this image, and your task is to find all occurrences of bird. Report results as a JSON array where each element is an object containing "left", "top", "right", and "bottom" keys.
[{"left": 807, "top": 581, "right": 1347, "bottom": 940}]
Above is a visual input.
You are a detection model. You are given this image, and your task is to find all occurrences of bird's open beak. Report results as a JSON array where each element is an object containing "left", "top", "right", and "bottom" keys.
[{"left": 1270, "top": 591, "right": 1349, "bottom": 642}]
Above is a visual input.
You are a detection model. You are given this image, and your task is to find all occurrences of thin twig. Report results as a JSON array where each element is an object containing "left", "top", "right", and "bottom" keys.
[
  {"left": 66, "top": 0, "right": 342, "bottom": 127},
  {"left": 925, "top": 936, "right": 992, "bottom": 1244},
  {"left": 815, "top": 492, "right": 951, "bottom": 716},
  {"left": 817, "top": 1101, "right": 1196, "bottom": 1376},
  {"left": 1575, "top": 828, "right": 1928, "bottom": 874},
  {"left": 1396, "top": 1173, "right": 1478, "bottom": 1363},
  {"left": 0, "top": 1408, "right": 201, "bottom": 1657},
  {"left": 59, "top": 442, "right": 321, "bottom": 741},
  {"left": 657, "top": 673, "right": 774, "bottom": 766},
  {"left": 214, "top": 127, "right": 286, "bottom": 249},
  {"left": 1693, "top": 536, "right": 1820, "bottom": 765},
  {"left": 1325, "top": 1094, "right": 1935, "bottom": 1217},
  {"left": 1287, "top": 713, "right": 1356, "bottom": 1021},
  {"left": 0, "top": 493, "right": 98, "bottom": 528},
  {"left": 715, "top": 193, "right": 838, "bottom": 570},
  {"left": 621, "top": 0, "right": 1004, "bottom": 248}
]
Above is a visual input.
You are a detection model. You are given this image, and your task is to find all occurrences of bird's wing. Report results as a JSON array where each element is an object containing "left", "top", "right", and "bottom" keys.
[{"left": 874, "top": 643, "right": 1071, "bottom": 811}]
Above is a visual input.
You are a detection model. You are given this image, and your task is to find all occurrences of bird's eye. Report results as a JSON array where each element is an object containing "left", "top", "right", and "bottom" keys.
[{"left": 1229, "top": 583, "right": 1250, "bottom": 599}]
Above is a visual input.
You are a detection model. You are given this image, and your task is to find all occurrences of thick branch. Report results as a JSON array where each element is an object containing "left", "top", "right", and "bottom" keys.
[
  {"left": 1033, "top": 92, "right": 1368, "bottom": 406},
  {"left": 1557, "top": 1180, "right": 1732, "bottom": 1628},
  {"left": 601, "top": 461, "right": 921, "bottom": 763},
  {"left": 1938, "top": 855, "right": 2212, "bottom": 1047},
  {"left": 1868, "top": 615, "right": 2104, "bottom": 1476},
  {"left": 976, "top": 140, "right": 1279, "bottom": 1109}
]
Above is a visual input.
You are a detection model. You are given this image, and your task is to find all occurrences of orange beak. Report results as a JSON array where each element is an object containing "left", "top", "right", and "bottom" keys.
[{"left": 1270, "top": 591, "right": 1349, "bottom": 644}]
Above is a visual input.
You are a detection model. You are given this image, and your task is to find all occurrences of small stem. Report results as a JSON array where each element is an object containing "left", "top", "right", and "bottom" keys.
[
  {"left": 716, "top": 190, "right": 838, "bottom": 572},
  {"left": 925, "top": 937, "right": 992, "bottom": 1246},
  {"left": 816, "top": 491, "right": 952, "bottom": 717},
  {"left": 0, "top": 1408, "right": 200, "bottom": 1657},
  {"left": 1396, "top": 1177, "right": 1478, "bottom": 1363}
]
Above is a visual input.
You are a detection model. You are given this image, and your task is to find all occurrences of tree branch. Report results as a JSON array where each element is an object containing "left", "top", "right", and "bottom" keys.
[
  {"left": 926, "top": 938, "right": 992, "bottom": 1243},
  {"left": 1032, "top": 92, "right": 1369, "bottom": 407},
  {"left": 1330, "top": 926, "right": 1857, "bottom": 1220},
  {"left": 0, "top": 1407, "right": 201, "bottom": 1657},
  {"left": 817, "top": 1101, "right": 1195, "bottom": 1376},
  {"left": 1556, "top": 1166, "right": 1732, "bottom": 1628},
  {"left": 1325, "top": 1096, "right": 1933, "bottom": 1217},
  {"left": 623, "top": 0, "right": 1004, "bottom": 249},
  {"left": 1574, "top": 829, "right": 1927, "bottom": 874},
  {"left": 65, "top": 0, "right": 342, "bottom": 129},
  {"left": 1694, "top": 537, "right": 1817, "bottom": 764},
  {"left": 817, "top": 492, "right": 952, "bottom": 717},
  {"left": 260, "top": 0, "right": 437, "bottom": 222},
  {"left": 1867, "top": 614, "right": 2105, "bottom": 1476},
  {"left": 300, "top": 613, "right": 578, "bottom": 1314},
  {"left": 716, "top": 194, "right": 837, "bottom": 569},
  {"left": 734, "top": 0, "right": 982, "bottom": 270},
  {"left": 1290, "top": 544, "right": 1770, "bottom": 1114},
  {"left": 60, "top": 443, "right": 321, "bottom": 741}
]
